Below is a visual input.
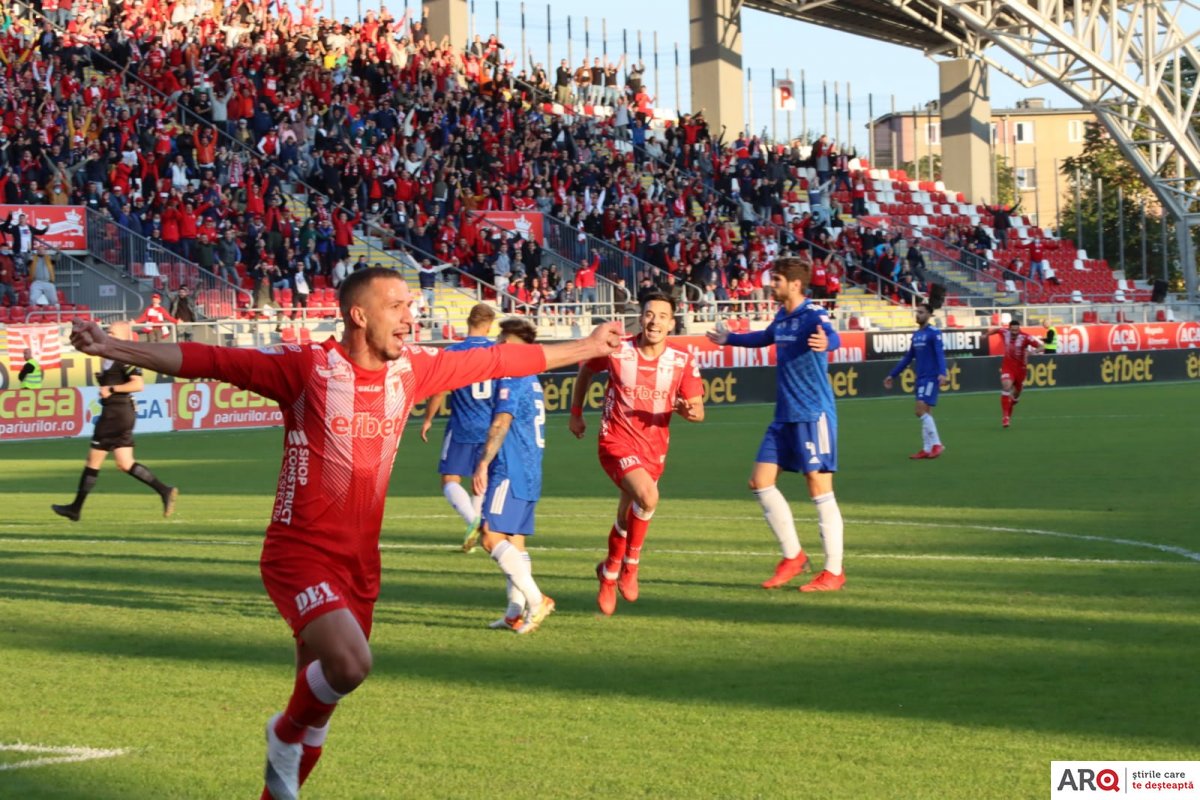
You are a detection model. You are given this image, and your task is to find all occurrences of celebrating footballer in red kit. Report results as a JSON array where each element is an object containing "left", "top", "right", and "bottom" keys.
[
  {"left": 69, "top": 267, "right": 622, "bottom": 800},
  {"left": 994, "top": 319, "right": 1043, "bottom": 428},
  {"left": 569, "top": 292, "right": 706, "bottom": 616}
]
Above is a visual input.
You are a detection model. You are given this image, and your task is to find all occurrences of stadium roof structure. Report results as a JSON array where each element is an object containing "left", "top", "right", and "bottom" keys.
[
  {"left": 743, "top": 0, "right": 974, "bottom": 53},
  {"left": 742, "top": 0, "right": 1200, "bottom": 299}
]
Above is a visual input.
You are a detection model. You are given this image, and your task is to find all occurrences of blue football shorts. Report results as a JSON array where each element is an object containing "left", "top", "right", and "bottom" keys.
[{"left": 755, "top": 414, "right": 838, "bottom": 474}]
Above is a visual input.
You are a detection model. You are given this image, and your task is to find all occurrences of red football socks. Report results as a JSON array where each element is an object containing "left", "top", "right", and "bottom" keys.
[
  {"left": 603, "top": 524, "right": 627, "bottom": 577},
  {"left": 625, "top": 505, "right": 655, "bottom": 565},
  {"left": 275, "top": 663, "right": 339, "bottom": 744}
]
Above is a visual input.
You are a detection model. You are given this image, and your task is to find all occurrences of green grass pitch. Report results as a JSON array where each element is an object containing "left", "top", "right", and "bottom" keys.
[{"left": 1, "top": 382, "right": 1197, "bottom": 798}]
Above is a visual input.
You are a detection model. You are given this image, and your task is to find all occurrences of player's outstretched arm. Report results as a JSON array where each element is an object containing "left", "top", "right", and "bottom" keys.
[
  {"left": 541, "top": 321, "right": 623, "bottom": 371},
  {"left": 709, "top": 322, "right": 775, "bottom": 349},
  {"left": 71, "top": 319, "right": 183, "bottom": 376}
]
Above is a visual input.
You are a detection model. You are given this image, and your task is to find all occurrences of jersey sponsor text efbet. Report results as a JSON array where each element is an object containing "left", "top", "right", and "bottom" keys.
[
  {"left": 586, "top": 336, "right": 702, "bottom": 468},
  {"left": 176, "top": 338, "right": 547, "bottom": 598}
]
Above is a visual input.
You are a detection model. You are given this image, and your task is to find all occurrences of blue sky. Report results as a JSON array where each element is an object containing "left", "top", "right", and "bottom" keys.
[{"left": 368, "top": 0, "right": 1083, "bottom": 150}]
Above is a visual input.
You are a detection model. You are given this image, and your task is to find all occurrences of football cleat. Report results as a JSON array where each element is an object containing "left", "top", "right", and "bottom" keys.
[
  {"left": 513, "top": 596, "right": 555, "bottom": 635},
  {"left": 927, "top": 444, "right": 944, "bottom": 459},
  {"left": 488, "top": 614, "right": 523, "bottom": 630},
  {"left": 596, "top": 563, "right": 617, "bottom": 616},
  {"left": 1002, "top": 415, "right": 1011, "bottom": 428},
  {"left": 263, "top": 713, "right": 302, "bottom": 800},
  {"left": 909, "top": 450, "right": 930, "bottom": 460},
  {"left": 761, "top": 553, "right": 810, "bottom": 589},
  {"left": 799, "top": 570, "right": 846, "bottom": 592},
  {"left": 51, "top": 504, "right": 80, "bottom": 522},
  {"left": 462, "top": 517, "right": 482, "bottom": 553},
  {"left": 161, "top": 487, "right": 179, "bottom": 518},
  {"left": 617, "top": 562, "right": 639, "bottom": 602}
]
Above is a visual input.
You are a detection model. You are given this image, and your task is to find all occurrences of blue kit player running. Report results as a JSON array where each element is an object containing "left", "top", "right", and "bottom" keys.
[
  {"left": 422, "top": 304, "right": 498, "bottom": 551},
  {"left": 472, "top": 318, "right": 555, "bottom": 634},
  {"left": 707, "top": 256, "right": 846, "bottom": 592},
  {"left": 883, "top": 302, "right": 949, "bottom": 459}
]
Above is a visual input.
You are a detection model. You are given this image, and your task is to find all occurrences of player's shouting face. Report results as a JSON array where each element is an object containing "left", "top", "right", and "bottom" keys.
[
  {"left": 640, "top": 299, "right": 674, "bottom": 346},
  {"left": 345, "top": 272, "right": 416, "bottom": 364}
]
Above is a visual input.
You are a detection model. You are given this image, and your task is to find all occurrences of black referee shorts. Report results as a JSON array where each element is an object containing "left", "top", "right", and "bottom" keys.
[{"left": 91, "top": 403, "right": 136, "bottom": 451}]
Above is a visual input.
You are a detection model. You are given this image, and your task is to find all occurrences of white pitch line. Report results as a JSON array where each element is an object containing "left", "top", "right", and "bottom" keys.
[
  {"left": 0, "top": 535, "right": 1194, "bottom": 568},
  {"left": 5, "top": 515, "right": 1197, "bottom": 562},
  {"left": 0, "top": 743, "right": 129, "bottom": 771}
]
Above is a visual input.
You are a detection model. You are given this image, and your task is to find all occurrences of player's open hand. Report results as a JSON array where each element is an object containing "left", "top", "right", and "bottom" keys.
[
  {"left": 568, "top": 413, "right": 586, "bottom": 439},
  {"left": 706, "top": 324, "right": 729, "bottom": 346},
  {"left": 472, "top": 464, "right": 489, "bottom": 497},
  {"left": 938, "top": 374, "right": 950, "bottom": 389},
  {"left": 883, "top": 376, "right": 894, "bottom": 390},
  {"left": 71, "top": 319, "right": 109, "bottom": 356},
  {"left": 420, "top": 417, "right": 433, "bottom": 442},
  {"left": 808, "top": 326, "right": 829, "bottom": 352}
]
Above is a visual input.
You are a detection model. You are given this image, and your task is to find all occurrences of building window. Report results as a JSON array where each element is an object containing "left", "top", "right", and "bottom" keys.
[
  {"left": 925, "top": 122, "right": 941, "bottom": 145},
  {"left": 990, "top": 122, "right": 998, "bottom": 145},
  {"left": 1016, "top": 167, "right": 1037, "bottom": 190},
  {"left": 1068, "top": 119, "right": 1085, "bottom": 143},
  {"left": 1015, "top": 121, "right": 1035, "bottom": 143}
]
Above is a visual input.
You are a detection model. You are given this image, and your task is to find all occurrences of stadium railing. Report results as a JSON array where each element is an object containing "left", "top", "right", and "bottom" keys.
[{"left": 85, "top": 209, "right": 253, "bottom": 315}]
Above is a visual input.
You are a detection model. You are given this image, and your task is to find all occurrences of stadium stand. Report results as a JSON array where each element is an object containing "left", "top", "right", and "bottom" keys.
[{"left": 0, "top": 2, "right": 1162, "bottom": 337}]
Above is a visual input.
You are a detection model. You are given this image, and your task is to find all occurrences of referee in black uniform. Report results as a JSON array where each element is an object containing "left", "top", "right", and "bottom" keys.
[{"left": 52, "top": 321, "right": 179, "bottom": 522}]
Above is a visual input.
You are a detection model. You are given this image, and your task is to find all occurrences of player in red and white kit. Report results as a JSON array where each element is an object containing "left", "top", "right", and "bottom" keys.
[
  {"left": 69, "top": 267, "right": 622, "bottom": 800},
  {"left": 568, "top": 292, "right": 705, "bottom": 615},
  {"left": 994, "top": 319, "right": 1043, "bottom": 428}
]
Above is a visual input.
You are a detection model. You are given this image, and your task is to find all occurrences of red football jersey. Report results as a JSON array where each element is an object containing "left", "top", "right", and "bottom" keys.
[
  {"left": 178, "top": 338, "right": 545, "bottom": 585},
  {"left": 586, "top": 337, "right": 703, "bottom": 467},
  {"left": 1000, "top": 330, "right": 1042, "bottom": 365}
]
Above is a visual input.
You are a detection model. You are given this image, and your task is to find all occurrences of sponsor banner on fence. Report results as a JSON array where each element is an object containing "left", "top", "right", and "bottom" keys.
[
  {"left": 467, "top": 211, "right": 544, "bottom": 244},
  {"left": 0, "top": 205, "right": 87, "bottom": 251},
  {"left": 172, "top": 381, "right": 283, "bottom": 430},
  {"left": 0, "top": 386, "right": 87, "bottom": 439},
  {"left": 867, "top": 328, "right": 990, "bottom": 361},
  {"left": 667, "top": 332, "right": 869, "bottom": 369},
  {"left": 0, "top": 383, "right": 173, "bottom": 441},
  {"left": 1007, "top": 321, "right": 1200, "bottom": 355}
]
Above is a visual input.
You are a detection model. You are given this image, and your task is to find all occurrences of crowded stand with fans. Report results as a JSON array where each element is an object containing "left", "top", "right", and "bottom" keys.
[{"left": 0, "top": 0, "right": 1168, "bottom": 336}]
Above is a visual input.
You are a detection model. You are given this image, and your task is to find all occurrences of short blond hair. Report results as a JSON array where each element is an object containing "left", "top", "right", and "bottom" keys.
[{"left": 466, "top": 303, "right": 497, "bottom": 330}]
